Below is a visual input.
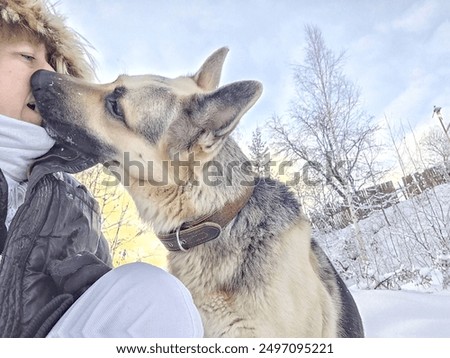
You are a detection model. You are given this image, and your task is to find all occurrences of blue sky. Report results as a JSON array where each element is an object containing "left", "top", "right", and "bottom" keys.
[{"left": 58, "top": 0, "right": 450, "bottom": 143}]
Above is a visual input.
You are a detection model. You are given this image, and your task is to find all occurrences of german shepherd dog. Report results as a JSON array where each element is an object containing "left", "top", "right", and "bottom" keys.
[{"left": 31, "top": 48, "right": 364, "bottom": 337}]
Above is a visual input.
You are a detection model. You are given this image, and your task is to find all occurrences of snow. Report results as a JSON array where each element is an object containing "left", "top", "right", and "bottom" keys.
[
  {"left": 351, "top": 288, "right": 450, "bottom": 338},
  {"left": 310, "top": 180, "right": 450, "bottom": 338}
]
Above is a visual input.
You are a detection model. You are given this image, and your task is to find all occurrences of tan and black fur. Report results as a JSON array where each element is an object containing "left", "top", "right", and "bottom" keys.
[{"left": 31, "top": 48, "right": 364, "bottom": 337}]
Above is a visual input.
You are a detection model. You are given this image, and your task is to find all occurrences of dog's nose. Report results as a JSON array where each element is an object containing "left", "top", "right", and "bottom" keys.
[{"left": 31, "top": 69, "right": 58, "bottom": 91}]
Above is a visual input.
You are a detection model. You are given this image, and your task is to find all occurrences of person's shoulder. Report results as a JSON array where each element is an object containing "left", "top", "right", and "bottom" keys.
[
  {"left": 57, "top": 172, "right": 87, "bottom": 192},
  {"left": 56, "top": 172, "right": 100, "bottom": 211}
]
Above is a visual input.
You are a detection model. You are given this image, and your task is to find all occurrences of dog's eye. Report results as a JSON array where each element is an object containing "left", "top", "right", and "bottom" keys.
[{"left": 105, "top": 95, "right": 125, "bottom": 121}]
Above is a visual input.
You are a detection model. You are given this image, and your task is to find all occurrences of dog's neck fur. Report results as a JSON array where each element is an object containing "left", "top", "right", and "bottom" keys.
[{"left": 123, "top": 137, "right": 254, "bottom": 235}]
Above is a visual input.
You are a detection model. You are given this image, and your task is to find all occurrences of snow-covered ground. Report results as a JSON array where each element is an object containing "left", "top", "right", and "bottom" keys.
[
  {"left": 317, "top": 181, "right": 450, "bottom": 290},
  {"left": 352, "top": 288, "right": 450, "bottom": 338},
  {"left": 311, "top": 182, "right": 450, "bottom": 338}
]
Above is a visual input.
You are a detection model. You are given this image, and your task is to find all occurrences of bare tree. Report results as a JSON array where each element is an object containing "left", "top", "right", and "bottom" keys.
[
  {"left": 75, "top": 165, "right": 157, "bottom": 266},
  {"left": 420, "top": 127, "right": 450, "bottom": 170},
  {"left": 268, "top": 25, "right": 381, "bottom": 265},
  {"left": 248, "top": 126, "right": 270, "bottom": 177}
]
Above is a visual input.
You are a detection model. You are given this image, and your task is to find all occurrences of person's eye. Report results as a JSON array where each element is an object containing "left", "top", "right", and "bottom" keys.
[{"left": 20, "top": 53, "right": 35, "bottom": 62}]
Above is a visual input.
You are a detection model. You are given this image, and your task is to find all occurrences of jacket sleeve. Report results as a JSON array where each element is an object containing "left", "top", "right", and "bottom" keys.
[{"left": 0, "top": 173, "right": 112, "bottom": 337}]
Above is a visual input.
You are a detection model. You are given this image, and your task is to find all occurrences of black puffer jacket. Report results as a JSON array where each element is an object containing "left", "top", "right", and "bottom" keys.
[{"left": 0, "top": 145, "right": 112, "bottom": 337}]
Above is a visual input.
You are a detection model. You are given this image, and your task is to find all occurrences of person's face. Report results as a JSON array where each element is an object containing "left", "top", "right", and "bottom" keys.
[{"left": 0, "top": 39, "right": 54, "bottom": 126}]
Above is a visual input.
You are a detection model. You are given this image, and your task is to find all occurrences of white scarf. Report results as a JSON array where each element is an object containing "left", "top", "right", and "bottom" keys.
[{"left": 0, "top": 114, "right": 55, "bottom": 228}]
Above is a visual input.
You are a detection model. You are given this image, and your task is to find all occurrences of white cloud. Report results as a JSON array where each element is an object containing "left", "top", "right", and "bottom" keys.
[
  {"left": 383, "top": 71, "right": 433, "bottom": 119},
  {"left": 428, "top": 20, "right": 450, "bottom": 55},
  {"left": 392, "top": 0, "right": 438, "bottom": 32}
]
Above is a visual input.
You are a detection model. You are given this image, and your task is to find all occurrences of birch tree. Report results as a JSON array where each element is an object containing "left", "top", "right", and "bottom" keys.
[{"left": 268, "top": 25, "right": 380, "bottom": 264}]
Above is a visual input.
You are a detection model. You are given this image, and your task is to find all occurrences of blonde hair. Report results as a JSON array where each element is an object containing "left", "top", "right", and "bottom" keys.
[{"left": 0, "top": 0, "right": 96, "bottom": 79}]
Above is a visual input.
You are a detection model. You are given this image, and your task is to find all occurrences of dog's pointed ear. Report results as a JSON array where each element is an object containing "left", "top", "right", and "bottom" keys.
[
  {"left": 166, "top": 80, "right": 262, "bottom": 160},
  {"left": 192, "top": 47, "right": 229, "bottom": 91},
  {"left": 191, "top": 80, "right": 263, "bottom": 155}
]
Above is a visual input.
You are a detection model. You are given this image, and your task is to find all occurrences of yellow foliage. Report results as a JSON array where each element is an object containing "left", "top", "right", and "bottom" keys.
[{"left": 75, "top": 165, "right": 168, "bottom": 269}]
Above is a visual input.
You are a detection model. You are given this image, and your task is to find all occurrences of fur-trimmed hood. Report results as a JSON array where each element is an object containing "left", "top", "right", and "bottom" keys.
[{"left": 0, "top": 0, "right": 94, "bottom": 79}]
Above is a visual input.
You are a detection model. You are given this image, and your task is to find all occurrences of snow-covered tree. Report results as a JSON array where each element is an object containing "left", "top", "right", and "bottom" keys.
[
  {"left": 268, "top": 25, "right": 380, "bottom": 265},
  {"left": 420, "top": 127, "right": 450, "bottom": 171},
  {"left": 248, "top": 126, "right": 270, "bottom": 178}
]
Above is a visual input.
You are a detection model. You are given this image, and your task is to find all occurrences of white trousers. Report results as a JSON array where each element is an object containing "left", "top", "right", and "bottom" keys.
[{"left": 47, "top": 262, "right": 204, "bottom": 338}]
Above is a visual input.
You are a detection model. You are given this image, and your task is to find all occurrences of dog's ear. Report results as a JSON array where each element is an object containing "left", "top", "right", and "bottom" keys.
[
  {"left": 192, "top": 47, "right": 229, "bottom": 91},
  {"left": 167, "top": 80, "right": 262, "bottom": 160},
  {"left": 187, "top": 80, "right": 263, "bottom": 156}
]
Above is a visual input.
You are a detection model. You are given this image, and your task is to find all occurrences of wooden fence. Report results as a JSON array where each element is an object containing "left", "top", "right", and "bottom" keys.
[{"left": 311, "top": 164, "right": 450, "bottom": 230}]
